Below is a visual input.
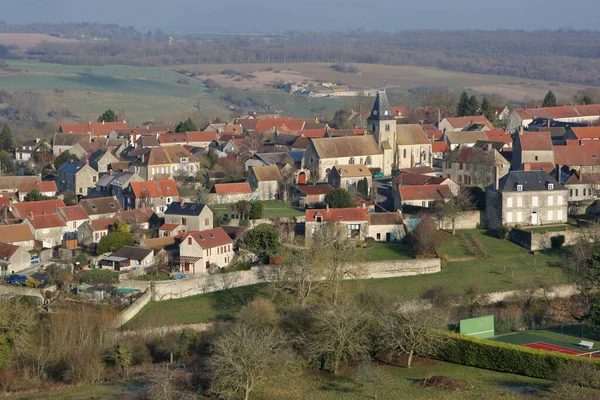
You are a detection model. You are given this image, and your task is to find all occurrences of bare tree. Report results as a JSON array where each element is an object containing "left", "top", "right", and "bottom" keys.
[
  {"left": 379, "top": 299, "right": 448, "bottom": 368},
  {"left": 239, "top": 131, "right": 264, "bottom": 159},
  {"left": 356, "top": 361, "right": 389, "bottom": 400},
  {"left": 553, "top": 361, "right": 600, "bottom": 399},
  {"left": 209, "top": 323, "right": 296, "bottom": 400},
  {"left": 434, "top": 189, "right": 474, "bottom": 235}
]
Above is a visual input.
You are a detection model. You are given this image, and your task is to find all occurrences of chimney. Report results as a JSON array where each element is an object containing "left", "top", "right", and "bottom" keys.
[
  {"left": 494, "top": 166, "right": 500, "bottom": 190},
  {"left": 326, "top": 204, "right": 329, "bottom": 212},
  {"left": 519, "top": 125, "right": 524, "bottom": 135},
  {"left": 486, "top": 143, "right": 493, "bottom": 152},
  {"left": 362, "top": 202, "right": 366, "bottom": 209},
  {"left": 556, "top": 165, "right": 561, "bottom": 182},
  {"left": 29, "top": 211, "right": 33, "bottom": 220},
  {"left": 180, "top": 198, "right": 185, "bottom": 206}
]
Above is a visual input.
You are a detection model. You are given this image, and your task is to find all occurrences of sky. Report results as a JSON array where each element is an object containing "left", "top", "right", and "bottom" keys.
[{"left": 1, "top": 0, "right": 598, "bottom": 33}]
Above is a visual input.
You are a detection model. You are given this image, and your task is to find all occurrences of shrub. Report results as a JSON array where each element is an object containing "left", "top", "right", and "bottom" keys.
[
  {"left": 496, "top": 225, "right": 510, "bottom": 239},
  {"left": 249, "top": 201, "right": 264, "bottom": 219},
  {"left": 364, "top": 237, "right": 376, "bottom": 248},
  {"left": 409, "top": 215, "right": 438, "bottom": 255},
  {"left": 244, "top": 224, "right": 279, "bottom": 255},
  {"left": 514, "top": 224, "right": 522, "bottom": 229},
  {"left": 551, "top": 235, "right": 566, "bottom": 248},
  {"left": 436, "top": 332, "right": 600, "bottom": 380}
]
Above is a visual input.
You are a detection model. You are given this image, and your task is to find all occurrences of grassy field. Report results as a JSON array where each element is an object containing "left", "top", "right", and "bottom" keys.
[
  {"left": 209, "top": 200, "right": 305, "bottom": 219},
  {"left": 9, "top": 380, "right": 148, "bottom": 400},
  {"left": 366, "top": 241, "right": 414, "bottom": 261}
]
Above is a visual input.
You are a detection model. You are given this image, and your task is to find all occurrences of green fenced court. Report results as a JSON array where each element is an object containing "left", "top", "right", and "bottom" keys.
[{"left": 460, "top": 315, "right": 495, "bottom": 338}]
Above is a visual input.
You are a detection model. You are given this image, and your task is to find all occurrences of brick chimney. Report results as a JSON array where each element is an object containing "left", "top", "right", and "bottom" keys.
[
  {"left": 29, "top": 211, "right": 33, "bottom": 220},
  {"left": 326, "top": 204, "right": 329, "bottom": 212}
]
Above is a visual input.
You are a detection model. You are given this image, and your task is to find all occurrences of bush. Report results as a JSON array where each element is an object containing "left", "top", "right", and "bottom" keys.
[
  {"left": 364, "top": 237, "right": 376, "bottom": 248},
  {"left": 96, "top": 231, "right": 136, "bottom": 255},
  {"left": 496, "top": 225, "right": 510, "bottom": 239},
  {"left": 244, "top": 224, "right": 279, "bottom": 255},
  {"left": 551, "top": 235, "right": 566, "bottom": 248},
  {"left": 436, "top": 332, "right": 600, "bottom": 380},
  {"left": 249, "top": 201, "right": 264, "bottom": 219},
  {"left": 514, "top": 224, "right": 522, "bottom": 229}
]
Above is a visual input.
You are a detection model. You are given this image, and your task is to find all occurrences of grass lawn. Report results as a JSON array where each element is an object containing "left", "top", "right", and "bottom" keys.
[
  {"left": 10, "top": 380, "right": 149, "bottom": 400},
  {"left": 523, "top": 225, "right": 569, "bottom": 233},
  {"left": 257, "top": 358, "right": 561, "bottom": 399},
  {"left": 136, "top": 272, "right": 171, "bottom": 281},
  {"left": 437, "top": 229, "right": 530, "bottom": 259},
  {"left": 366, "top": 241, "right": 414, "bottom": 261},
  {"left": 210, "top": 200, "right": 305, "bottom": 219}
]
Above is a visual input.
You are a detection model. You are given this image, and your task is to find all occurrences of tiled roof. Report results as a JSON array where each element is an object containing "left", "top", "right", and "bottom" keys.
[
  {"left": 398, "top": 166, "right": 436, "bottom": 175},
  {"left": 334, "top": 165, "right": 372, "bottom": 178},
  {"left": 142, "top": 236, "right": 176, "bottom": 250},
  {"left": 485, "top": 130, "right": 512, "bottom": 144},
  {"left": 554, "top": 142, "right": 600, "bottom": 166},
  {"left": 160, "top": 223, "right": 181, "bottom": 231},
  {"left": 129, "top": 179, "right": 178, "bottom": 198},
  {"left": 213, "top": 182, "right": 252, "bottom": 195},
  {"left": 60, "top": 122, "right": 127, "bottom": 136},
  {"left": 520, "top": 132, "right": 553, "bottom": 151},
  {"left": 28, "top": 214, "right": 66, "bottom": 229},
  {"left": 368, "top": 212, "right": 403, "bottom": 225},
  {"left": 57, "top": 206, "right": 89, "bottom": 221},
  {"left": 392, "top": 173, "right": 446, "bottom": 185},
  {"left": 296, "top": 129, "right": 327, "bottom": 138},
  {"left": 53, "top": 133, "right": 91, "bottom": 147},
  {"left": 390, "top": 106, "right": 408, "bottom": 117},
  {"left": 183, "top": 227, "right": 233, "bottom": 248},
  {"left": 399, "top": 185, "right": 454, "bottom": 201},
  {"left": 58, "top": 161, "right": 88, "bottom": 174},
  {"left": 305, "top": 207, "right": 369, "bottom": 222},
  {"left": 570, "top": 127, "right": 600, "bottom": 140},
  {"left": 515, "top": 104, "right": 600, "bottom": 120},
  {"left": 18, "top": 180, "right": 58, "bottom": 194},
  {"left": 185, "top": 131, "right": 218, "bottom": 143},
  {"left": 12, "top": 199, "right": 66, "bottom": 218},
  {"left": 0, "top": 243, "right": 20, "bottom": 259},
  {"left": 0, "top": 176, "right": 39, "bottom": 191},
  {"left": 79, "top": 197, "right": 122, "bottom": 215},
  {"left": 136, "top": 134, "right": 160, "bottom": 147},
  {"left": 296, "top": 185, "right": 333, "bottom": 195},
  {"left": 110, "top": 245, "right": 153, "bottom": 260},
  {"left": 250, "top": 165, "right": 283, "bottom": 182},
  {"left": 565, "top": 172, "right": 600, "bottom": 185},
  {"left": 255, "top": 118, "right": 304, "bottom": 133},
  {"left": 292, "top": 136, "right": 310, "bottom": 149},
  {"left": 159, "top": 133, "right": 187, "bottom": 144},
  {"left": 444, "top": 131, "right": 488, "bottom": 145},
  {"left": 118, "top": 209, "right": 155, "bottom": 224},
  {"left": 523, "top": 162, "right": 556, "bottom": 174},
  {"left": 497, "top": 170, "right": 565, "bottom": 192},
  {"left": 431, "top": 142, "right": 449, "bottom": 153},
  {"left": 90, "top": 217, "right": 118, "bottom": 231},
  {"left": 309, "top": 136, "right": 382, "bottom": 159},
  {"left": 426, "top": 129, "right": 444, "bottom": 141},
  {"left": 443, "top": 116, "right": 494, "bottom": 130},
  {"left": 0, "top": 223, "right": 34, "bottom": 244},
  {"left": 397, "top": 124, "right": 430, "bottom": 145}
]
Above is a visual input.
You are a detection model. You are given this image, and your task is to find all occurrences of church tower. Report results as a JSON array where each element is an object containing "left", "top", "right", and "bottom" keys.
[
  {"left": 367, "top": 90, "right": 396, "bottom": 148},
  {"left": 367, "top": 90, "right": 396, "bottom": 176}
]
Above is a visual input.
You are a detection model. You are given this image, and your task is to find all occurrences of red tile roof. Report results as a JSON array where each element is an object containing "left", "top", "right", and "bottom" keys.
[
  {"left": 158, "top": 133, "right": 187, "bottom": 144},
  {"left": 219, "top": 133, "right": 246, "bottom": 142},
  {"left": 305, "top": 207, "right": 368, "bottom": 222},
  {"left": 28, "top": 214, "right": 66, "bottom": 229},
  {"left": 90, "top": 217, "right": 118, "bottom": 231},
  {"left": 118, "top": 209, "right": 155, "bottom": 224},
  {"left": 565, "top": 172, "right": 600, "bottom": 185},
  {"left": 297, "top": 129, "right": 327, "bottom": 138},
  {"left": 129, "top": 180, "right": 179, "bottom": 198},
  {"left": 238, "top": 119, "right": 259, "bottom": 131},
  {"left": 390, "top": 106, "right": 408, "bottom": 117},
  {"left": 214, "top": 182, "right": 252, "bottom": 195},
  {"left": 185, "top": 131, "right": 219, "bottom": 143},
  {"left": 554, "top": 142, "right": 600, "bottom": 166},
  {"left": 183, "top": 227, "right": 233, "bottom": 248},
  {"left": 514, "top": 104, "right": 600, "bottom": 120},
  {"left": 522, "top": 162, "right": 556, "bottom": 174},
  {"left": 431, "top": 142, "right": 449, "bottom": 153},
  {"left": 57, "top": 206, "right": 89, "bottom": 221},
  {"left": 254, "top": 118, "right": 304, "bottom": 134},
  {"left": 160, "top": 223, "right": 181, "bottom": 231},
  {"left": 426, "top": 129, "right": 444, "bottom": 141},
  {"left": 570, "top": 127, "right": 600, "bottom": 140},
  {"left": 0, "top": 243, "right": 20, "bottom": 259},
  {"left": 443, "top": 116, "right": 494, "bottom": 130},
  {"left": 520, "top": 132, "right": 553, "bottom": 151},
  {"left": 392, "top": 173, "right": 446, "bottom": 185},
  {"left": 11, "top": 199, "right": 66, "bottom": 218},
  {"left": 18, "top": 180, "right": 58, "bottom": 195},
  {"left": 399, "top": 185, "right": 453, "bottom": 201},
  {"left": 485, "top": 129, "right": 512, "bottom": 144},
  {"left": 59, "top": 122, "right": 127, "bottom": 136},
  {"left": 296, "top": 185, "right": 333, "bottom": 195},
  {"left": 398, "top": 166, "right": 436, "bottom": 175}
]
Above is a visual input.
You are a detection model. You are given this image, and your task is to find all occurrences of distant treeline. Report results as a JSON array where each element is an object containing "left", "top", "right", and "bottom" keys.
[{"left": 5, "top": 22, "right": 600, "bottom": 85}]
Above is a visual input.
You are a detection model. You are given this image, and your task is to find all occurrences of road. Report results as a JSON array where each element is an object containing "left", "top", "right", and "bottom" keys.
[{"left": 372, "top": 177, "right": 394, "bottom": 212}]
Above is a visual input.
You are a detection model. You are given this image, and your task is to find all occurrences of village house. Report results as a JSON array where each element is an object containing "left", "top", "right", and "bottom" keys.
[
  {"left": 59, "top": 122, "right": 128, "bottom": 136},
  {"left": 185, "top": 131, "right": 220, "bottom": 147},
  {"left": 396, "top": 185, "right": 454, "bottom": 209},
  {"left": 244, "top": 152, "right": 294, "bottom": 171},
  {"left": 15, "top": 139, "right": 41, "bottom": 164},
  {"left": 562, "top": 171, "right": 600, "bottom": 203},
  {"left": 486, "top": 170, "right": 568, "bottom": 229},
  {"left": 305, "top": 206, "right": 369, "bottom": 240},
  {"left": 123, "top": 179, "right": 179, "bottom": 216},
  {"left": 390, "top": 106, "right": 408, "bottom": 119},
  {"left": 485, "top": 130, "right": 513, "bottom": 150},
  {"left": 96, "top": 170, "right": 144, "bottom": 206},
  {"left": 52, "top": 132, "right": 90, "bottom": 156},
  {"left": 77, "top": 217, "right": 118, "bottom": 247},
  {"left": 327, "top": 165, "right": 372, "bottom": 191},
  {"left": 17, "top": 180, "right": 58, "bottom": 201},
  {"left": 439, "top": 116, "right": 494, "bottom": 133},
  {"left": 208, "top": 182, "right": 254, "bottom": 204},
  {"left": 25, "top": 214, "right": 66, "bottom": 248},
  {"left": 177, "top": 227, "right": 234, "bottom": 274},
  {"left": 554, "top": 141, "right": 600, "bottom": 174},
  {"left": 100, "top": 246, "right": 154, "bottom": 272},
  {"left": 494, "top": 106, "right": 510, "bottom": 121},
  {"left": 247, "top": 165, "right": 283, "bottom": 200},
  {"left": 391, "top": 173, "right": 459, "bottom": 210},
  {"left": 507, "top": 104, "right": 600, "bottom": 134},
  {"left": 443, "top": 144, "right": 510, "bottom": 187},
  {"left": 159, "top": 223, "right": 183, "bottom": 237},
  {"left": 367, "top": 212, "right": 406, "bottom": 242},
  {"left": 164, "top": 201, "right": 213, "bottom": 232},
  {"left": 130, "top": 145, "right": 200, "bottom": 181},
  {"left": 11, "top": 199, "right": 66, "bottom": 219},
  {"left": 0, "top": 176, "right": 39, "bottom": 196},
  {"left": 512, "top": 132, "right": 554, "bottom": 170},
  {"left": 88, "top": 149, "right": 119, "bottom": 173},
  {"left": 443, "top": 131, "right": 489, "bottom": 150},
  {"left": 79, "top": 197, "right": 123, "bottom": 220},
  {"left": 58, "top": 161, "right": 98, "bottom": 196},
  {"left": 0, "top": 224, "right": 35, "bottom": 250},
  {"left": 57, "top": 205, "right": 89, "bottom": 233},
  {"left": 395, "top": 125, "right": 433, "bottom": 169},
  {"left": 564, "top": 126, "right": 600, "bottom": 144},
  {"left": 0, "top": 243, "right": 31, "bottom": 275},
  {"left": 293, "top": 185, "right": 333, "bottom": 207}
]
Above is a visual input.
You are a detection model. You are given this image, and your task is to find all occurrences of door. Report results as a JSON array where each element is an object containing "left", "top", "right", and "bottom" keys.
[
  {"left": 531, "top": 212, "right": 539, "bottom": 225},
  {"left": 184, "top": 263, "right": 190, "bottom": 272},
  {"left": 298, "top": 172, "right": 307, "bottom": 185}
]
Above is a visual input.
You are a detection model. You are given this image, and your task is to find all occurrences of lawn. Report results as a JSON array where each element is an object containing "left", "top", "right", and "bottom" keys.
[
  {"left": 366, "top": 241, "right": 414, "bottom": 261},
  {"left": 437, "top": 229, "right": 530, "bottom": 259},
  {"left": 523, "top": 225, "right": 570, "bottom": 233},
  {"left": 209, "top": 200, "right": 305, "bottom": 219}
]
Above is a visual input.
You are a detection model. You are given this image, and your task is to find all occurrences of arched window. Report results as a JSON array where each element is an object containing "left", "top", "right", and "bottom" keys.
[
  {"left": 371, "top": 124, "right": 376, "bottom": 133},
  {"left": 349, "top": 157, "right": 355, "bottom": 165},
  {"left": 365, "top": 156, "right": 372, "bottom": 165},
  {"left": 385, "top": 124, "right": 390, "bottom": 131},
  {"left": 359, "top": 157, "right": 363, "bottom": 164}
]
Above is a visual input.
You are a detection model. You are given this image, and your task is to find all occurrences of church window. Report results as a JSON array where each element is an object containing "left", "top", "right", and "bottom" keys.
[
  {"left": 349, "top": 157, "right": 355, "bottom": 165},
  {"left": 385, "top": 124, "right": 390, "bottom": 131},
  {"left": 359, "top": 158, "right": 363, "bottom": 164},
  {"left": 365, "top": 156, "right": 372, "bottom": 165},
  {"left": 371, "top": 125, "right": 376, "bottom": 133}
]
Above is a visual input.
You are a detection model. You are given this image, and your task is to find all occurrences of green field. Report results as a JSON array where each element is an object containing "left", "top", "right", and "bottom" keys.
[
  {"left": 366, "top": 241, "right": 414, "bottom": 261},
  {"left": 210, "top": 200, "right": 305, "bottom": 219}
]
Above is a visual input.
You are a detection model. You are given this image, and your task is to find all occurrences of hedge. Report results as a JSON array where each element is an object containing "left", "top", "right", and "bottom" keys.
[{"left": 436, "top": 332, "right": 600, "bottom": 380}]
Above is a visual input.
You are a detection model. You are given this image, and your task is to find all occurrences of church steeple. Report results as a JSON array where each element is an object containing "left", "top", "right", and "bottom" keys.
[{"left": 368, "top": 90, "right": 395, "bottom": 122}]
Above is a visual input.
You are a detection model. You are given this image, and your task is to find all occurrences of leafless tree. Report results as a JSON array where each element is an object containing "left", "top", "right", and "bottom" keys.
[
  {"left": 434, "top": 189, "right": 474, "bottom": 235},
  {"left": 552, "top": 361, "right": 600, "bottom": 399},
  {"left": 239, "top": 131, "right": 264, "bottom": 159}
]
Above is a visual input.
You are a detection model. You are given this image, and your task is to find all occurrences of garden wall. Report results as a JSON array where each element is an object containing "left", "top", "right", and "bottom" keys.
[
  {"left": 116, "top": 289, "right": 151, "bottom": 327},
  {"left": 438, "top": 210, "right": 482, "bottom": 231},
  {"left": 207, "top": 192, "right": 256, "bottom": 205},
  {"left": 508, "top": 227, "right": 587, "bottom": 251}
]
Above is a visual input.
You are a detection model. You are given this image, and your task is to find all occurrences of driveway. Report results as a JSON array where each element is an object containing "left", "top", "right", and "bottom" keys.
[{"left": 372, "top": 178, "right": 394, "bottom": 212}]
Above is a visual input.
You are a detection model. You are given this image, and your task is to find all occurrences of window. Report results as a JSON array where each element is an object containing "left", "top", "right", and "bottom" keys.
[
  {"left": 92, "top": 176, "right": 97, "bottom": 183},
  {"left": 459, "top": 163, "right": 464, "bottom": 170},
  {"left": 547, "top": 195, "right": 553, "bottom": 206},
  {"left": 349, "top": 157, "right": 355, "bottom": 165},
  {"left": 570, "top": 189, "right": 573, "bottom": 197},
  {"left": 72, "top": 221, "right": 76, "bottom": 229},
  {"left": 548, "top": 183, "right": 554, "bottom": 190},
  {"left": 316, "top": 216, "right": 322, "bottom": 223},
  {"left": 516, "top": 212, "right": 523, "bottom": 222},
  {"left": 535, "top": 155, "right": 539, "bottom": 161},
  {"left": 79, "top": 188, "right": 83, "bottom": 194},
  {"left": 557, "top": 209, "right": 563, "bottom": 220},
  {"left": 422, "top": 201, "right": 426, "bottom": 207},
  {"left": 377, "top": 233, "right": 381, "bottom": 240},
  {"left": 532, "top": 196, "right": 538, "bottom": 207},
  {"left": 347, "top": 224, "right": 361, "bottom": 239},
  {"left": 181, "top": 157, "right": 188, "bottom": 163},
  {"left": 557, "top": 195, "right": 563, "bottom": 205},
  {"left": 517, "top": 197, "right": 522, "bottom": 207},
  {"left": 507, "top": 197, "right": 513, "bottom": 208},
  {"left": 404, "top": 149, "right": 407, "bottom": 158},
  {"left": 385, "top": 124, "right": 390, "bottom": 131},
  {"left": 166, "top": 197, "right": 172, "bottom": 204},
  {"left": 365, "top": 156, "right": 372, "bottom": 165},
  {"left": 188, "top": 237, "right": 192, "bottom": 245},
  {"left": 516, "top": 184, "right": 523, "bottom": 191},
  {"left": 548, "top": 210, "right": 553, "bottom": 221},
  {"left": 506, "top": 212, "right": 513, "bottom": 223},
  {"left": 576, "top": 189, "right": 579, "bottom": 196},
  {"left": 205, "top": 218, "right": 210, "bottom": 226},
  {"left": 182, "top": 218, "right": 187, "bottom": 225}
]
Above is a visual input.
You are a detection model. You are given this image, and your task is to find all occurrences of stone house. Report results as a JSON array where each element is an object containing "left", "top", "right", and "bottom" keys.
[
  {"left": 52, "top": 132, "right": 90, "bottom": 156},
  {"left": 305, "top": 206, "right": 369, "bottom": 240},
  {"left": 391, "top": 173, "right": 458, "bottom": 210},
  {"left": 443, "top": 144, "right": 510, "bottom": 187},
  {"left": 327, "top": 165, "right": 372, "bottom": 191},
  {"left": 123, "top": 179, "right": 179, "bottom": 216},
  {"left": 512, "top": 132, "right": 554, "bottom": 170},
  {"left": 130, "top": 145, "right": 201, "bottom": 181},
  {"left": 485, "top": 130, "right": 513, "bottom": 150},
  {"left": 367, "top": 212, "right": 405, "bottom": 242},
  {"left": 177, "top": 227, "right": 234, "bottom": 274},
  {"left": 395, "top": 125, "right": 433, "bottom": 169},
  {"left": 302, "top": 136, "right": 384, "bottom": 181},
  {"left": 77, "top": 217, "right": 118, "bottom": 247},
  {"left": 396, "top": 184, "right": 454, "bottom": 209},
  {"left": 164, "top": 201, "right": 213, "bottom": 232},
  {"left": 292, "top": 184, "right": 333, "bottom": 207},
  {"left": 0, "top": 176, "right": 39, "bottom": 196},
  {"left": 57, "top": 205, "right": 89, "bottom": 233},
  {"left": 247, "top": 165, "right": 282, "bottom": 200},
  {"left": 16, "top": 139, "right": 41, "bottom": 164},
  {"left": 79, "top": 197, "right": 123, "bottom": 220},
  {"left": 507, "top": 105, "right": 600, "bottom": 134},
  {"left": 58, "top": 161, "right": 98, "bottom": 196},
  {"left": 17, "top": 180, "right": 58, "bottom": 201},
  {"left": 88, "top": 149, "right": 119, "bottom": 173},
  {"left": 25, "top": 214, "right": 66, "bottom": 248},
  {"left": 443, "top": 131, "right": 489, "bottom": 150},
  {"left": 0, "top": 223, "right": 35, "bottom": 250},
  {"left": 439, "top": 116, "right": 494, "bottom": 133},
  {"left": 100, "top": 246, "right": 154, "bottom": 271},
  {"left": 485, "top": 170, "right": 568, "bottom": 229},
  {"left": 208, "top": 182, "right": 255, "bottom": 205},
  {"left": 0, "top": 243, "right": 31, "bottom": 275},
  {"left": 563, "top": 171, "right": 600, "bottom": 202},
  {"left": 95, "top": 170, "right": 144, "bottom": 204}
]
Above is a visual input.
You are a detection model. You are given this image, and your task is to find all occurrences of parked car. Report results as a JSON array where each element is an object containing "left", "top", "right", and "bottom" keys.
[
  {"left": 373, "top": 172, "right": 384, "bottom": 179},
  {"left": 30, "top": 255, "right": 41, "bottom": 263},
  {"left": 171, "top": 273, "right": 187, "bottom": 280},
  {"left": 5, "top": 275, "right": 27, "bottom": 285}
]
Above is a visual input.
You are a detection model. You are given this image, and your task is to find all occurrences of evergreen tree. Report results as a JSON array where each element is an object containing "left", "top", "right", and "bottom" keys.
[
  {"left": 97, "top": 109, "right": 117, "bottom": 123},
  {"left": 456, "top": 92, "right": 469, "bottom": 116},
  {"left": 0, "top": 123, "right": 14, "bottom": 152},
  {"left": 357, "top": 178, "right": 369, "bottom": 199},
  {"left": 466, "top": 95, "right": 480, "bottom": 116},
  {"left": 175, "top": 118, "right": 197, "bottom": 133},
  {"left": 542, "top": 91, "right": 557, "bottom": 107},
  {"left": 481, "top": 97, "right": 496, "bottom": 122},
  {"left": 582, "top": 94, "right": 594, "bottom": 105},
  {"left": 325, "top": 188, "right": 354, "bottom": 208}
]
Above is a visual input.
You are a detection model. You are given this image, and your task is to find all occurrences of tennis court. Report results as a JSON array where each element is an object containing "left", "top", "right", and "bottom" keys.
[{"left": 492, "top": 331, "right": 600, "bottom": 358}]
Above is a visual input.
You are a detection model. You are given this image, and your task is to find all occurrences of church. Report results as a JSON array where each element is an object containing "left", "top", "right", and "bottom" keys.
[{"left": 302, "top": 91, "right": 432, "bottom": 180}]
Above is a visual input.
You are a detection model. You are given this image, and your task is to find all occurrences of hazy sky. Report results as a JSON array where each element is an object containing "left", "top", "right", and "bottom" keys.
[{"left": 1, "top": 0, "right": 597, "bottom": 33}]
